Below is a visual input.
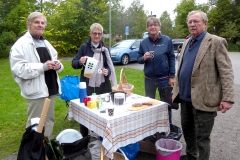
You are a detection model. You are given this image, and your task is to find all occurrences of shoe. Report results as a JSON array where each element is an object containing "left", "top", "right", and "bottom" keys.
[{"left": 180, "top": 155, "right": 188, "bottom": 160}]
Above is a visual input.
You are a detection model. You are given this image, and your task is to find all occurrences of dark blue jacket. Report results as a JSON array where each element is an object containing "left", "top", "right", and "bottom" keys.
[{"left": 137, "top": 34, "right": 175, "bottom": 78}]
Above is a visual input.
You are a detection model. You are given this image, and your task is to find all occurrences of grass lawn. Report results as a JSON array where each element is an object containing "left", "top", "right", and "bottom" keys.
[{"left": 0, "top": 58, "right": 160, "bottom": 159}]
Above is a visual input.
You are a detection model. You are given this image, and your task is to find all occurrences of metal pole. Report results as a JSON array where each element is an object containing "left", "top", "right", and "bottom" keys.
[{"left": 109, "top": 0, "right": 112, "bottom": 48}]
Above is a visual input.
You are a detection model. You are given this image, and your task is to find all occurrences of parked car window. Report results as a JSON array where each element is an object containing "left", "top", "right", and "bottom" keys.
[
  {"left": 172, "top": 39, "right": 185, "bottom": 52},
  {"left": 113, "top": 40, "right": 134, "bottom": 48},
  {"left": 132, "top": 41, "right": 140, "bottom": 48}
]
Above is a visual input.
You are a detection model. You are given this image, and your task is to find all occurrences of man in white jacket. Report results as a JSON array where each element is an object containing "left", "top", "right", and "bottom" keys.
[{"left": 9, "top": 12, "right": 64, "bottom": 138}]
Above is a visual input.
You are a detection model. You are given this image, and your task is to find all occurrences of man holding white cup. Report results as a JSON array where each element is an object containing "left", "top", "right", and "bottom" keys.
[{"left": 9, "top": 12, "right": 64, "bottom": 139}]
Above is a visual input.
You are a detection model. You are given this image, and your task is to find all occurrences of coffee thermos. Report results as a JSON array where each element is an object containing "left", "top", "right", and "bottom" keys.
[{"left": 79, "top": 82, "right": 87, "bottom": 103}]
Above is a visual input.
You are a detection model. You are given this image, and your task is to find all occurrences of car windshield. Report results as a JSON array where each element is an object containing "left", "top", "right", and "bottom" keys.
[{"left": 112, "top": 40, "right": 134, "bottom": 48}]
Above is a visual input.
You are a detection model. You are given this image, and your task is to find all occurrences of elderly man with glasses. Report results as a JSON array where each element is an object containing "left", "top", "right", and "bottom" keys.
[
  {"left": 172, "top": 10, "right": 234, "bottom": 160},
  {"left": 10, "top": 12, "right": 64, "bottom": 139}
]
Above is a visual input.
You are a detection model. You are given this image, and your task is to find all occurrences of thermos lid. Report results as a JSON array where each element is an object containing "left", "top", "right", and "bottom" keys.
[
  {"left": 79, "top": 82, "right": 86, "bottom": 88},
  {"left": 114, "top": 92, "right": 125, "bottom": 98}
]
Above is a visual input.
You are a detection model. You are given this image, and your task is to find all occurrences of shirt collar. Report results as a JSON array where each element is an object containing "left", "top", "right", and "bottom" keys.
[
  {"left": 91, "top": 42, "right": 100, "bottom": 48},
  {"left": 192, "top": 31, "right": 207, "bottom": 41},
  {"left": 148, "top": 33, "right": 161, "bottom": 43},
  {"left": 30, "top": 34, "right": 45, "bottom": 40}
]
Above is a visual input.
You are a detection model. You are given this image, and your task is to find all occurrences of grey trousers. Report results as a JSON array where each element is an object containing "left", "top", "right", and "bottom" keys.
[
  {"left": 27, "top": 95, "right": 56, "bottom": 139},
  {"left": 180, "top": 101, "right": 217, "bottom": 160}
]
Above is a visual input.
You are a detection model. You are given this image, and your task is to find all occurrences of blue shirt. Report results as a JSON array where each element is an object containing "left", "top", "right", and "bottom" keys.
[{"left": 179, "top": 31, "right": 207, "bottom": 102}]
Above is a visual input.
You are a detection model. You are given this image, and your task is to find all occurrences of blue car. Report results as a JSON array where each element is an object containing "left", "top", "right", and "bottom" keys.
[{"left": 110, "top": 39, "right": 142, "bottom": 65}]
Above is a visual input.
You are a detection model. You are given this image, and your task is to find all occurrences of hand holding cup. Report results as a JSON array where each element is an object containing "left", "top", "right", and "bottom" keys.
[
  {"left": 80, "top": 56, "right": 88, "bottom": 65},
  {"left": 149, "top": 51, "right": 154, "bottom": 58},
  {"left": 52, "top": 60, "right": 61, "bottom": 70},
  {"left": 144, "top": 51, "right": 154, "bottom": 60}
]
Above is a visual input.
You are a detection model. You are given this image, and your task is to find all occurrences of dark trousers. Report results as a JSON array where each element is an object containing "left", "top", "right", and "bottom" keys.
[
  {"left": 80, "top": 124, "right": 88, "bottom": 137},
  {"left": 181, "top": 101, "right": 217, "bottom": 160},
  {"left": 144, "top": 77, "right": 172, "bottom": 123}
]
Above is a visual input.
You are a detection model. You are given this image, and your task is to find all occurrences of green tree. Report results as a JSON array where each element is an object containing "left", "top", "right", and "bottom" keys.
[
  {"left": 102, "top": 0, "right": 126, "bottom": 44},
  {"left": 219, "top": 22, "right": 240, "bottom": 42},
  {"left": 0, "top": 0, "right": 21, "bottom": 18},
  {"left": 4, "top": 1, "right": 36, "bottom": 36},
  {"left": 160, "top": 11, "right": 173, "bottom": 37},
  {"left": 207, "top": 0, "right": 240, "bottom": 44},
  {"left": 0, "top": 0, "right": 36, "bottom": 58},
  {"left": 44, "top": 0, "right": 109, "bottom": 56},
  {"left": 173, "top": 0, "right": 209, "bottom": 38},
  {"left": 124, "top": 0, "right": 148, "bottom": 39},
  {"left": 171, "top": 24, "right": 187, "bottom": 39},
  {"left": 173, "top": 0, "right": 196, "bottom": 38}
]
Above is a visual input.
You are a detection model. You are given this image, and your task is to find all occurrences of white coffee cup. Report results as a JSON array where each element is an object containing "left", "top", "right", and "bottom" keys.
[{"left": 84, "top": 57, "right": 99, "bottom": 78}]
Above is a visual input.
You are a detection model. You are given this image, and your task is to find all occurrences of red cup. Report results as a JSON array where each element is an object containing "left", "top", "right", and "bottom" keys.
[{"left": 84, "top": 97, "right": 91, "bottom": 106}]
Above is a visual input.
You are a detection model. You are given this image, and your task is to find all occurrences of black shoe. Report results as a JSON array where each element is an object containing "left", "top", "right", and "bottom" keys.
[{"left": 180, "top": 155, "right": 188, "bottom": 160}]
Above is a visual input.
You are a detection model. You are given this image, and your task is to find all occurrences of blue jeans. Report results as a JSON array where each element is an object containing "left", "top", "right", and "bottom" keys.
[{"left": 144, "top": 77, "right": 172, "bottom": 124}]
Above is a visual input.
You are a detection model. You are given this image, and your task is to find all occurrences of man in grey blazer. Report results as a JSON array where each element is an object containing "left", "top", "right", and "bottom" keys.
[{"left": 172, "top": 10, "right": 234, "bottom": 160}]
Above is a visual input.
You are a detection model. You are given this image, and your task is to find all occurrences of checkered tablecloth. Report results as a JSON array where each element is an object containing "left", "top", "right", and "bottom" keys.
[{"left": 69, "top": 94, "right": 169, "bottom": 159}]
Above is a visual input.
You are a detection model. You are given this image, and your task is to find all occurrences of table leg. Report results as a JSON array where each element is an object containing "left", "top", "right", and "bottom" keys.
[
  {"left": 100, "top": 146, "right": 111, "bottom": 160},
  {"left": 100, "top": 145, "right": 104, "bottom": 160},
  {"left": 156, "top": 132, "right": 160, "bottom": 139}
]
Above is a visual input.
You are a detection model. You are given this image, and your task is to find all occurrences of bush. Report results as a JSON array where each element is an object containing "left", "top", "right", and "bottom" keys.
[
  {"left": 0, "top": 31, "right": 17, "bottom": 58},
  {"left": 228, "top": 43, "right": 239, "bottom": 51},
  {"left": 51, "top": 41, "right": 78, "bottom": 57},
  {"left": 0, "top": 46, "right": 11, "bottom": 59}
]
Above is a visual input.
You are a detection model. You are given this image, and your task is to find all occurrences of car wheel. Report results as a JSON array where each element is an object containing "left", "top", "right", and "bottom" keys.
[{"left": 121, "top": 54, "right": 129, "bottom": 65}]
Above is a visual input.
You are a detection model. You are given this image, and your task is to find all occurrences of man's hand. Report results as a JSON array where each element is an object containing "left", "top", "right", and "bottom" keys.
[
  {"left": 45, "top": 60, "right": 55, "bottom": 70},
  {"left": 53, "top": 60, "right": 61, "bottom": 70},
  {"left": 220, "top": 101, "right": 233, "bottom": 113},
  {"left": 143, "top": 52, "right": 151, "bottom": 60},
  {"left": 168, "top": 77, "right": 175, "bottom": 86}
]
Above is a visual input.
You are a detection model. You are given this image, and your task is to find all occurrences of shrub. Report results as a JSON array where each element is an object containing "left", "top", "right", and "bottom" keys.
[{"left": 228, "top": 43, "right": 239, "bottom": 52}]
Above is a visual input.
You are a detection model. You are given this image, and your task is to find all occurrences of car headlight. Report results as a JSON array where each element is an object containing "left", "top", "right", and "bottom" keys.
[{"left": 111, "top": 52, "right": 120, "bottom": 56}]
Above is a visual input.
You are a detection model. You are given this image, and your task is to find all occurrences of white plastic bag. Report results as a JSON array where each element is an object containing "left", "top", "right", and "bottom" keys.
[
  {"left": 88, "top": 140, "right": 102, "bottom": 160},
  {"left": 155, "top": 139, "right": 182, "bottom": 156}
]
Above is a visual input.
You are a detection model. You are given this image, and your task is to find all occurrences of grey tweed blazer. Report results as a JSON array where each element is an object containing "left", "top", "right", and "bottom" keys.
[{"left": 172, "top": 32, "right": 234, "bottom": 112}]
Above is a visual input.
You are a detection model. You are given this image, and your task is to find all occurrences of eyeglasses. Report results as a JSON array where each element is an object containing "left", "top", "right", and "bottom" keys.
[
  {"left": 92, "top": 32, "right": 102, "bottom": 36},
  {"left": 187, "top": 20, "right": 203, "bottom": 25},
  {"left": 147, "top": 24, "right": 159, "bottom": 27}
]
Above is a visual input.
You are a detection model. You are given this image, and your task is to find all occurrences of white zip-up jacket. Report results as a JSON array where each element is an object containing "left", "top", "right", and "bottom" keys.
[{"left": 10, "top": 31, "right": 64, "bottom": 99}]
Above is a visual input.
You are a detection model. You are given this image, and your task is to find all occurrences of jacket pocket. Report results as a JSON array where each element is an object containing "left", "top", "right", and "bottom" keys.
[
  {"left": 203, "top": 82, "right": 222, "bottom": 107},
  {"left": 20, "top": 78, "right": 41, "bottom": 96}
]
